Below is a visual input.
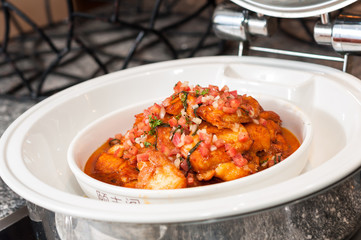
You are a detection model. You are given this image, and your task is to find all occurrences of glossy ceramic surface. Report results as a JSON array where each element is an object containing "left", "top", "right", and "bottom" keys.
[{"left": 1, "top": 56, "right": 361, "bottom": 224}]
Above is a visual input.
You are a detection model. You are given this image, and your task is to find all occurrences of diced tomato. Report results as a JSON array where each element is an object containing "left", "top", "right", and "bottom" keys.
[
  {"left": 137, "top": 152, "right": 149, "bottom": 162},
  {"left": 214, "top": 139, "right": 225, "bottom": 148},
  {"left": 222, "top": 91, "right": 230, "bottom": 99},
  {"left": 123, "top": 140, "right": 132, "bottom": 150},
  {"left": 128, "top": 132, "right": 136, "bottom": 143},
  {"left": 198, "top": 132, "right": 212, "bottom": 145},
  {"left": 230, "top": 98, "right": 241, "bottom": 108},
  {"left": 172, "top": 132, "right": 182, "bottom": 147},
  {"left": 225, "top": 144, "right": 237, "bottom": 158},
  {"left": 195, "top": 96, "right": 203, "bottom": 104},
  {"left": 128, "top": 146, "right": 138, "bottom": 156},
  {"left": 168, "top": 117, "right": 178, "bottom": 127},
  {"left": 229, "top": 90, "right": 238, "bottom": 98},
  {"left": 174, "top": 81, "right": 183, "bottom": 93},
  {"left": 142, "top": 121, "right": 151, "bottom": 132},
  {"left": 199, "top": 146, "right": 210, "bottom": 157},
  {"left": 169, "top": 148, "right": 180, "bottom": 156},
  {"left": 178, "top": 116, "right": 187, "bottom": 128},
  {"left": 209, "top": 85, "right": 219, "bottom": 96},
  {"left": 174, "top": 81, "right": 191, "bottom": 93},
  {"left": 150, "top": 103, "right": 162, "bottom": 115},
  {"left": 221, "top": 85, "right": 229, "bottom": 92},
  {"left": 233, "top": 154, "right": 248, "bottom": 167}
]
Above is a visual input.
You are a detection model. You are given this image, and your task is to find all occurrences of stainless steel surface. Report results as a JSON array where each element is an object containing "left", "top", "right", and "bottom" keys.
[
  {"left": 332, "top": 15, "right": 361, "bottom": 52},
  {"left": 230, "top": 0, "right": 357, "bottom": 18},
  {"left": 212, "top": 5, "right": 248, "bottom": 41},
  {"left": 212, "top": 5, "right": 275, "bottom": 41},
  {"left": 214, "top": 3, "right": 361, "bottom": 72},
  {"left": 315, "top": 14, "right": 361, "bottom": 52},
  {"left": 0, "top": 207, "right": 28, "bottom": 232},
  {"left": 314, "top": 23, "right": 333, "bottom": 45}
]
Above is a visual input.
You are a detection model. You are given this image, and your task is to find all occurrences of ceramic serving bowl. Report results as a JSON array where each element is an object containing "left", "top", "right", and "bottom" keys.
[
  {"left": 67, "top": 94, "right": 313, "bottom": 204},
  {"left": 1, "top": 56, "right": 361, "bottom": 226}
]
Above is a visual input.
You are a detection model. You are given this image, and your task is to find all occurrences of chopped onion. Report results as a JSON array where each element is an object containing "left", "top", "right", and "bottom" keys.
[{"left": 192, "top": 117, "right": 202, "bottom": 125}]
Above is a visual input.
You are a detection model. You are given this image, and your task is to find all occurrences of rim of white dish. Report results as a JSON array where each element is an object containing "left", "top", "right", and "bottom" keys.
[{"left": 1, "top": 56, "right": 361, "bottom": 223}]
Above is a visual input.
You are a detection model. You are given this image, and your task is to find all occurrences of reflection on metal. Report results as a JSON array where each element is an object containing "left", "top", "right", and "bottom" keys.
[
  {"left": 230, "top": 0, "right": 357, "bottom": 18},
  {"left": 315, "top": 14, "right": 361, "bottom": 53},
  {"left": 213, "top": 3, "right": 360, "bottom": 73},
  {"left": 213, "top": 4, "right": 276, "bottom": 41}
]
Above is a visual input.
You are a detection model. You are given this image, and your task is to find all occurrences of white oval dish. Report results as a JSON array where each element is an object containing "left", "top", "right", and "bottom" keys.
[
  {"left": 1, "top": 56, "right": 361, "bottom": 223},
  {"left": 67, "top": 94, "right": 312, "bottom": 204}
]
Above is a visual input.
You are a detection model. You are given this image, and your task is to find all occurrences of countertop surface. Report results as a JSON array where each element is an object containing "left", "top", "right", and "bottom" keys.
[{"left": 0, "top": 97, "right": 35, "bottom": 220}]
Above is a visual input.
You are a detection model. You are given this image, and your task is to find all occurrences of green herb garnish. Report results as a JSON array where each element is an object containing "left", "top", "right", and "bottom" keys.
[
  {"left": 196, "top": 88, "right": 209, "bottom": 96},
  {"left": 149, "top": 115, "right": 163, "bottom": 135},
  {"left": 186, "top": 140, "right": 203, "bottom": 172},
  {"left": 180, "top": 91, "right": 188, "bottom": 110},
  {"left": 109, "top": 138, "right": 121, "bottom": 146},
  {"left": 201, "top": 89, "right": 209, "bottom": 95}
]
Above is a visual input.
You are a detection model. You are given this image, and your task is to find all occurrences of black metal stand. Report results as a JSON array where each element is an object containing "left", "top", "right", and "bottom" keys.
[{"left": 0, "top": 0, "right": 222, "bottom": 99}]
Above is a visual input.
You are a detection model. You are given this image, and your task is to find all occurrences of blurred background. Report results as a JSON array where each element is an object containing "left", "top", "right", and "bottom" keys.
[{"left": 1, "top": 0, "right": 361, "bottom": 101}]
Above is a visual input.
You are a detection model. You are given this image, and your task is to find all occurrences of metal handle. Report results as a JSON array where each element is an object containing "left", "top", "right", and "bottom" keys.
[
  {"left": 212, "top": 4, "right": 276, "bottom": 41},
  {"left": 314, "top": 14, "right": 361, "bottom": 53}
]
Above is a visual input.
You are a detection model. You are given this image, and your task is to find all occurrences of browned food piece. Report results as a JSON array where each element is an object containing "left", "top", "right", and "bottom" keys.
[
  {"left": 189, "top": 147, "right": 232, "bottom": 176},
  {"left": 197, "top": 105, "right": 251, "bottom": 130},
  {"left": 136, "top": 151, "right": 187, "bottom": 189},
  {"left": 240, "top": 95, "right": 263, "bottom": 118},
  {"left": 259, "top": 110, "right": 281, "bottom": 124},
  {"left": 203, "top": 122, "right": 253, "bottom": 153},
  {"left": 214, "top": 162, "right": 251, "bottom": 181},
  {"left": 245, "top": 123, "right": 271, "bottom": 152},
  {"left": 94, "top": 153, "right": 138, "bottom": 187}
]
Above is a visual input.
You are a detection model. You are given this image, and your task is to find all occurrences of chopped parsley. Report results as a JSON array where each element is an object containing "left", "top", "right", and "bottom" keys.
[
  {"left": 180, "top": 91, "right": 188, "bottom": 110},
  {"left": 148, "top": 115, "right": 163, "bottom": 135},
  {"left": 144, "top": 141, "right": 152, "bottom": 148},
  {"left": 196, "top": 88, "right": 209, "bottom": 96}
]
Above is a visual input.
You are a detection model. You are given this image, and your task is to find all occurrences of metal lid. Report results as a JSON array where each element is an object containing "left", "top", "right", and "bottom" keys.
[{"left": 230, "top": 0, "right": 357, "bottom": 18}]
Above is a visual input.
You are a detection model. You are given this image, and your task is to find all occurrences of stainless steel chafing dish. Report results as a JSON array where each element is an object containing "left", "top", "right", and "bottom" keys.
[{"left": 213, "top": 0, "right": 361, "bottom": 71}]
